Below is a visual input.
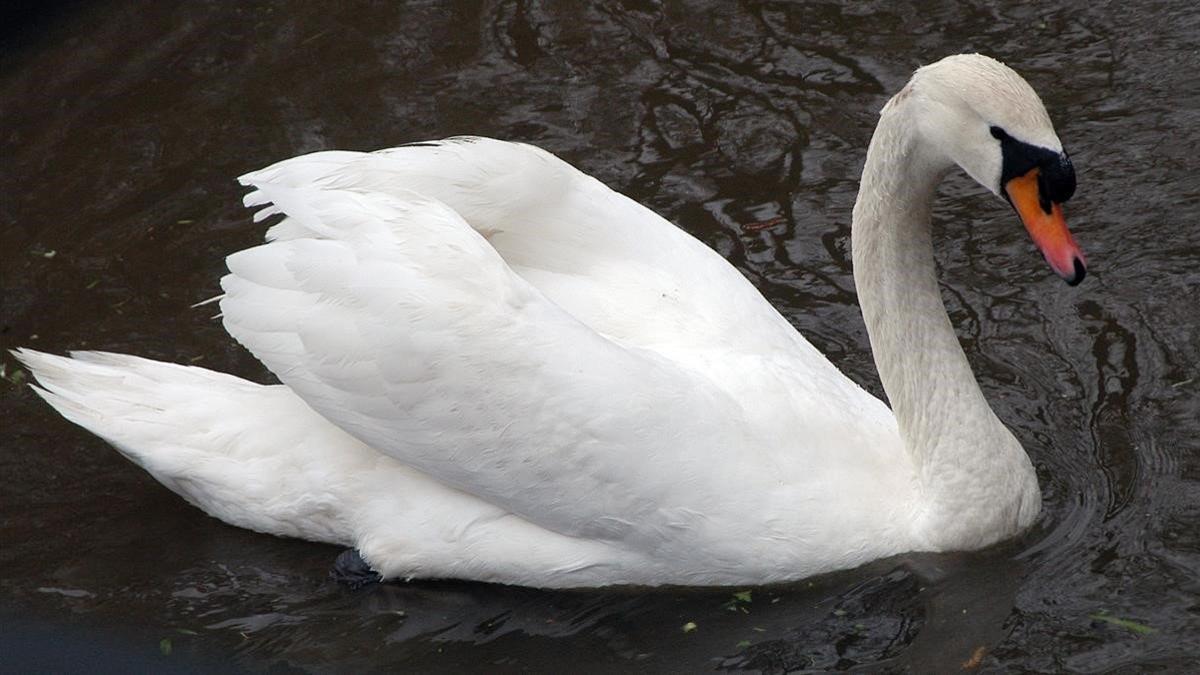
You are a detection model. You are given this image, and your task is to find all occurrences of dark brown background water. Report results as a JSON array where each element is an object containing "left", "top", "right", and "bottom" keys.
[{"left": 2, "top": 1, "right": 1198, "bottom": 672}]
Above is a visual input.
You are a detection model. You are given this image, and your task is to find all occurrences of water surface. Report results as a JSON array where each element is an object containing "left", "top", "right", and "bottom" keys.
[{"left": 2, "top": 1, "right": 1199, "bottom": 671}]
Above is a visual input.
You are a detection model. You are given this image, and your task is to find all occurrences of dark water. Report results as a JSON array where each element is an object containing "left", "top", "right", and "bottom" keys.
[{"left": 2, "top": 1, "right": 1198, "bottom": 672}]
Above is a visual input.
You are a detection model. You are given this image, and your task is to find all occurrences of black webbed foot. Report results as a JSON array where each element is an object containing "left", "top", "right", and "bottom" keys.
[{"left": 330, "top": 548, "right": 382, "bottom": 589}]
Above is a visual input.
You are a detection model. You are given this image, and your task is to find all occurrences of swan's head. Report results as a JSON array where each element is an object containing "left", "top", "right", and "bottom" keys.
[{"left": 904, "top": 53, "right": 1086, "bottom": 285}]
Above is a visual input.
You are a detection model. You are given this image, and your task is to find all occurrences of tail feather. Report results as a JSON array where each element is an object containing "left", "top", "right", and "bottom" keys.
[
  {"left": 13, "top": 348, "right": 361, "bottom": 544},
  {"left": 13, "top": 349, "right": 631, "bottom": 586}
]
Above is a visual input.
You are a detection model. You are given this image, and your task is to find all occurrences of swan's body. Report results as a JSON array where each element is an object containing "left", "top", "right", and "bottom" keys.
[{"left": 17, "top": 54, "right": 1083, "bottom": 587}]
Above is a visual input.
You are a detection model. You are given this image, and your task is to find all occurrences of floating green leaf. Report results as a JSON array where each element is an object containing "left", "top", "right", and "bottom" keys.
[
  {"left": 735, "top": 639, "right": 751, "bottom": 649},
  {"left": 159, "top": 638, "right": 173, "bottom": 656},
  {"left": 724, "top": 589, "right": 754, "bottom": 611},
  {"left": 1, "top": 365, "right": 26, "bottom": 387},
  {"left": 681, "top": 621, "right": 697, "bottom": 633},
  {"left": 1090, "top": 612, "right": 1155, "bottom": 635}
]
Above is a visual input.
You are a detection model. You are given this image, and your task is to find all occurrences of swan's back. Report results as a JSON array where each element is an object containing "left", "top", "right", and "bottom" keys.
[
  {"left": 242, "top": 138, "right": 900, "bottom": 455},
  {"left": 245, "top": 138, "right": 820, "bottom": 358}
]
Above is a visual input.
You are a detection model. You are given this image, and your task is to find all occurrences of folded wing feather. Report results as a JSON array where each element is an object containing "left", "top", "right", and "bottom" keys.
[{"left": 219, "top": 183, "right": 749, "bottom": 544}]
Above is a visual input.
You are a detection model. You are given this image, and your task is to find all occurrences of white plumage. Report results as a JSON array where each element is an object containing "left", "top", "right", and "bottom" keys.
[{"left": 17, "top": 54, "right": 1071, "bottom": 587}]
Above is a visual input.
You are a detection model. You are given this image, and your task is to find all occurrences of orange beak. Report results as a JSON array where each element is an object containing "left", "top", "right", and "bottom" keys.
[{"left": 1005, "top": 168, "right": 1086, "bottom": 285}]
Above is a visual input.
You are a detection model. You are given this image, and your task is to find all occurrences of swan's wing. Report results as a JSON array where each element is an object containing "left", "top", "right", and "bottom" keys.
[
  {"left": 238, "top": 137, "right": 818, "bottom": 361},
  {"left": 218, "top": 185, "right": 748, "bottom": 542}
]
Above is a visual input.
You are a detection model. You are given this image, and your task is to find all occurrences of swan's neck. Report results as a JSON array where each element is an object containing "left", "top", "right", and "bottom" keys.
[{"left": 851, "top": 96, "right": 1039, "bottom": 548}]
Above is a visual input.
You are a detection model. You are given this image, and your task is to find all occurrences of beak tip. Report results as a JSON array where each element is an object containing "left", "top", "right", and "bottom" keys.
[{"left": 1064, "top": 257, "right": 1087, "bottom": 286}]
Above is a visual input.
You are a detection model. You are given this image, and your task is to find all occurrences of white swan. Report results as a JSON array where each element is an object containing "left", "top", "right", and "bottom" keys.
[{"left": 15, "top": 54, "right": 1085, "bottom": 588}]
